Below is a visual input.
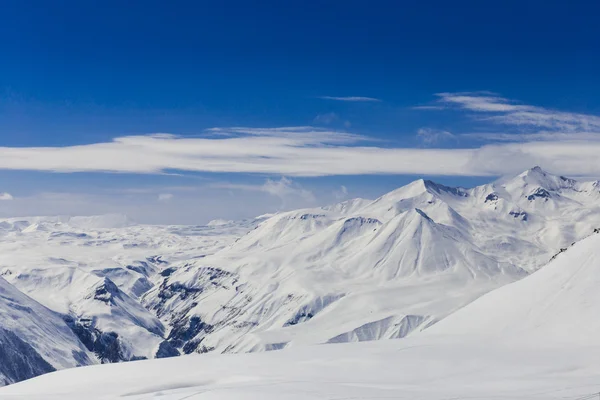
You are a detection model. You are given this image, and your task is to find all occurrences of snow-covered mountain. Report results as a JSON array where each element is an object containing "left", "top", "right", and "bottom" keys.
[
  {"left": 0, "top": 215, "right": 260, "bottom": 367},
  {"left": 140, "top": 167, "right": 600, "bottom": 354},
  {"left": 6, "top": 228, "right": 600, "bottom": 399},
  {"left": 0, "top": 277, "right": 95, "bottom": 386},
  {"left": 1, "top": 167, "right": 600, "bottom": 386}
]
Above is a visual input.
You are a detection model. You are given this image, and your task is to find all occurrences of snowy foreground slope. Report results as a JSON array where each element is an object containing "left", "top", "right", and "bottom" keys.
[
  {"left": 3, "top": 226, "right": 600, "bottom": 399},
  {"left": 2, "top": 337, "right": 600, "bottom": 399},
  {"left": 427, "top": 228, "right": 600, "bottom": 344},
  {"left": 1, "top": 167, "right": 600, "bottom": 386}
]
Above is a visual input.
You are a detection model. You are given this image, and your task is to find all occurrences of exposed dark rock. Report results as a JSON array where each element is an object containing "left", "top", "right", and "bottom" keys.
[
  {"left": 527, "top": 188, "right": 551, "bottom": 201},
  {"left": 284, "top": 311, "right": 314, "bottom": 326},
  {"left": 155, "top": 340, "right": 179, "bottom": 358},
  {"left": 160, "top": 267, "right": 177, "bottom": 277},
  {"left": 0, "top": 328, "right": 56, "bottom": 385},
  {"left": 153, "top": 267, "right": 237, "bottom": 313},
  {"left": 147, "top": 256, "right": 168, "bottom": 265},
  {"left": 158, "top": 282, "right": 202, "bottom": 302},
  {"left": 168, "top": 316, "right": 213, "bottom": 350},
  {"left": 424, "top": 180, "right": 469, "bottom": 197},
  {"left": 126, "top": 261, "right": 153, "bottom": 277},
  {"left": 64, "top": 316, "right": 124, "bottom": 363},
  {"left": 148, "top": 266, "right": 239, "bottom": 353},
  {"left": 298, "top": 214, "right": 326, "bottom": 220},
  {"left": 183, "top": 341, "right": 214, "bottom": 354},
  {"left": 509, "top": 211, "right": 528, "bottom": 221},
  {"left": 485, "top": 193, "right": 499, "bottom": 202},
  {"left": 550, "top": 247, "right": 569, "bottom": 262},
  {"left": 90, "top": 278, "right": 122, "bottom": 305},
  {"left": 415, "top": 208, "right": 433, "bottom": 221}
]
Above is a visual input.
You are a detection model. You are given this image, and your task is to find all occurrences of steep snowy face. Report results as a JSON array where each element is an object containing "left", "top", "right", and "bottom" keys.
[
  {"left": 4, "top": 262, "right": 170, "bottom": 362},
  {"left": 0, "top": 277, "right": 95, "bottom": 386},
  {"left": 426, "top": 230, "right": 600, "bottom": 345}
]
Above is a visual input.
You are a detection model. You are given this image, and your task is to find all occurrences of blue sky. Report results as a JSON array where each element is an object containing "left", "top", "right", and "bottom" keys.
[{"left": 1, "top": 1, "right": 600, "bottom": 223}]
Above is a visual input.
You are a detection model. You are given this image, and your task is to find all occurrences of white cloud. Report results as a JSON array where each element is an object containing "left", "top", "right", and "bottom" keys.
[
  {"left": 461, "top": 131, "right": 600, "bottom": 142},
  {"left": 434, "top": 92, "right": 600, "bottom": 132},
  {"left": 212, "top": 177, "right": 315, "bottom": 205},
  {"left": 417, "top": 128, "right": 457, "bottom": 145},
  {"left": 0, "top": 192, "right": 13, "bottom": 200},
  {"left": 0, "top": 125, "right": 598, "bottom": 178},
  {"left": 261, "top": 177, "right": 315, "bottom": 203},
  {"left": 319, "top": 96, "right": 382, "bottom": 102},
  {"left": 333, "top": 185, "right": 348, "bottom": 200},
  {"left": 157, "top": 193, "right": 174, "bottom": 202}
]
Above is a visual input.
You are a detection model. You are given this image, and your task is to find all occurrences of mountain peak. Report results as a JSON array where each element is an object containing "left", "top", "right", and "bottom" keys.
[
  {"left": 507, "top": 166, "right": 576, "bottom": 192},
  {"left": 518, "top": 166, "right": 548, "bottom": 179},
  {"left": 530, "top": 165, "right": 543, "bottom": 173}
]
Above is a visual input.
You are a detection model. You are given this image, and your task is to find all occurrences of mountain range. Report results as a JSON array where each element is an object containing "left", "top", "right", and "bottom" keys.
[{"left": 1, "top": 167, "right": 600, "bottom": 386}]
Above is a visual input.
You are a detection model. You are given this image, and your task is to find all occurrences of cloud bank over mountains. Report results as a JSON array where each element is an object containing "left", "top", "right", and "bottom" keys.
[{"left": 0, "top": 122, "right": 600, "bottom": 177}]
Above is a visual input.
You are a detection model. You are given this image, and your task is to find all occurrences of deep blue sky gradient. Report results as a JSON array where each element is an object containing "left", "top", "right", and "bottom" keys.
[{"left": 1, "top": 0, "right": 599, "bottom": 222}]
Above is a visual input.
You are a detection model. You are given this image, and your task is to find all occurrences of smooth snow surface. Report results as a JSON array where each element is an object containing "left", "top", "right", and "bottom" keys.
[
  {"left": 2, "top": 336, "right": 600, "bottom": 399},
  {"left": 428, "top": 230, "right": 600, "bottom": 345}
]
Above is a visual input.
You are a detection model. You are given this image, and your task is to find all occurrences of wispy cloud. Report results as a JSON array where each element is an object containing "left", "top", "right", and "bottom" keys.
[
  {"left": 319, "top": 96, "right": 382, "bottom": 102},
  {"left": 0, "top": 193, "right": 13, "bottom": 201},
  {"left": 261, "top": 177, "right": 315, "bottom": 203},
  {"left": 433, "top": 92, "right": 600, "bottom": 132},
  {"left": 417, "top": 128, "right": 457, "bottom": 145}
]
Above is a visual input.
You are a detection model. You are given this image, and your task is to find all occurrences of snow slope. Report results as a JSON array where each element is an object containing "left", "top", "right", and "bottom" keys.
[
  {"left": 427, "top": 229, "right": 600, "bottom": 345},
  {"left": 2, "top": 335, "right": 600, "bottom": 400},
  {"left": 0, "top": 277, "right": 95, "bottom": 386}
]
